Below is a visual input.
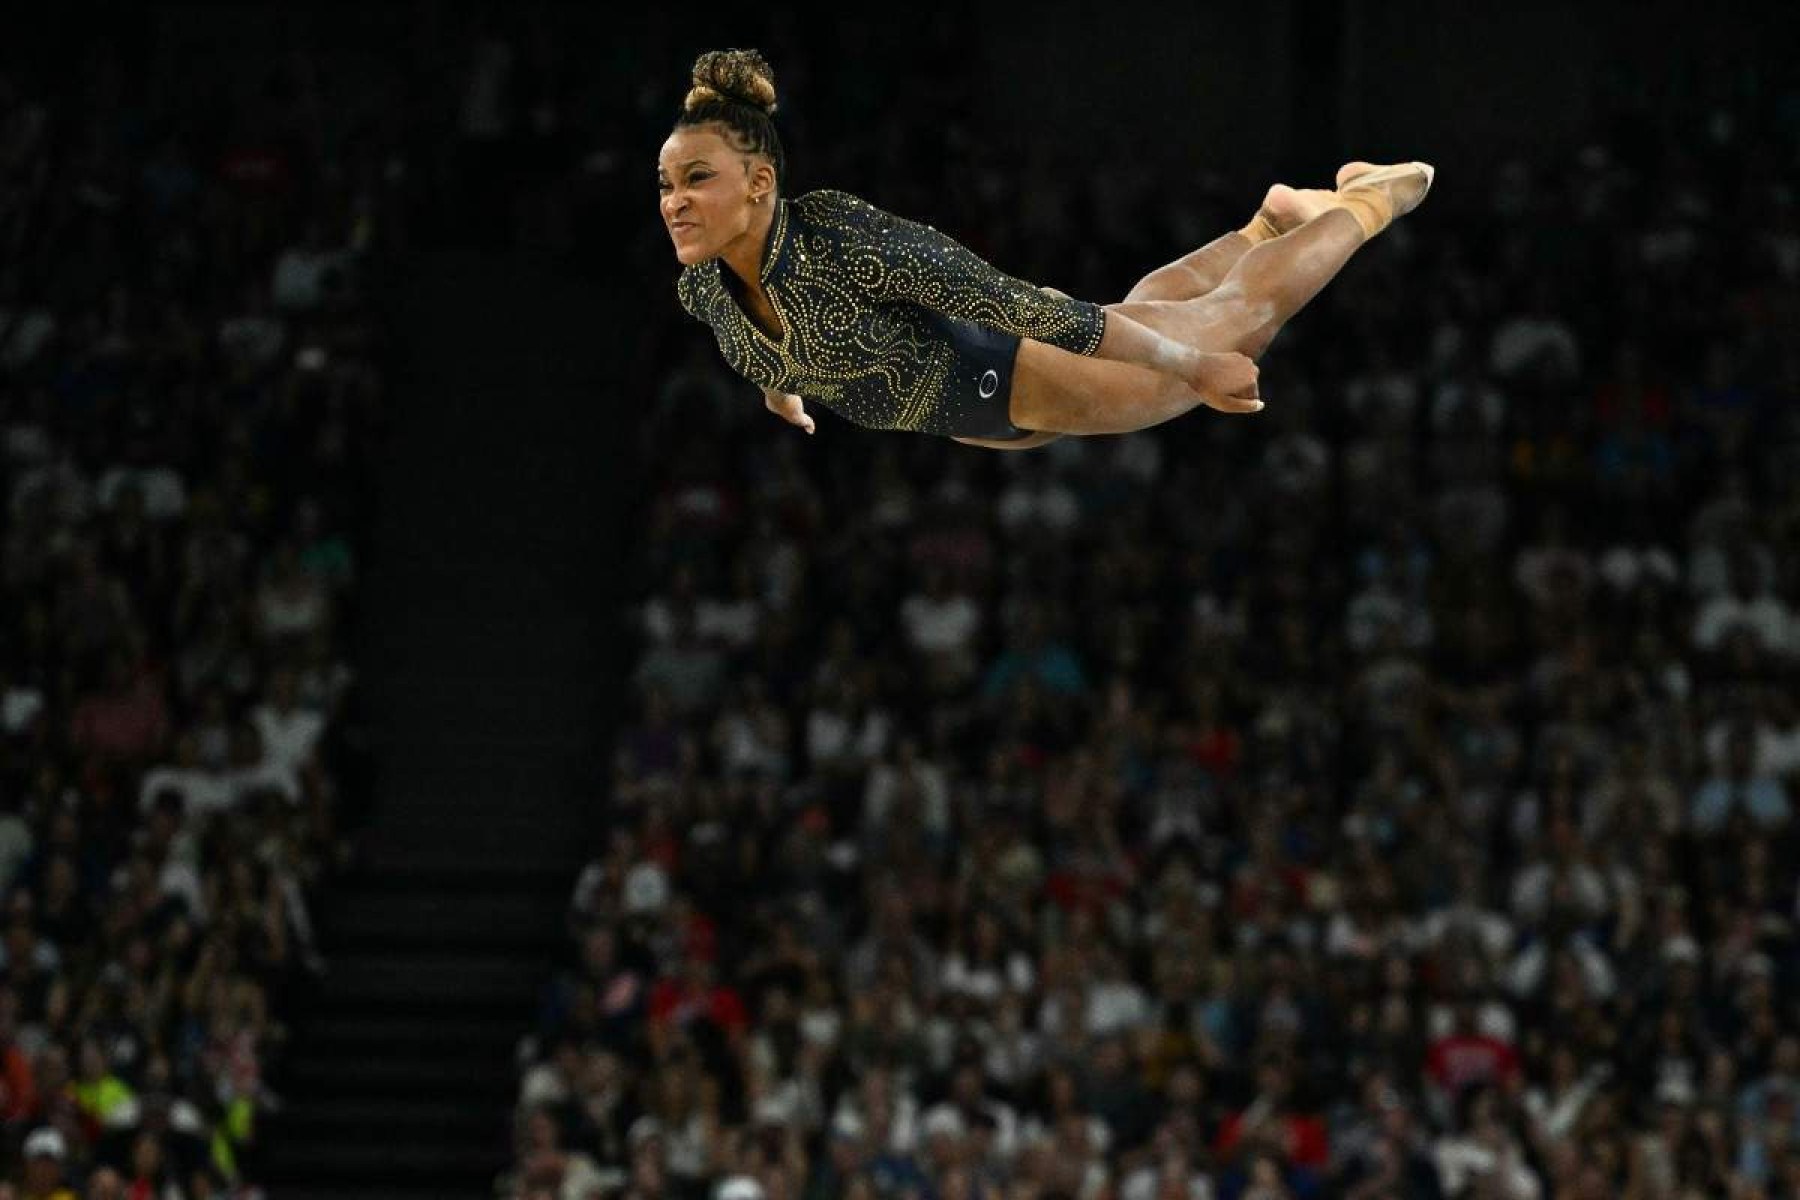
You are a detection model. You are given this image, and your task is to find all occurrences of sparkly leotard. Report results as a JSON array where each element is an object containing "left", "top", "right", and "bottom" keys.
[{"left": 676, "top": 189, "right": 1107, "bottom": 438}]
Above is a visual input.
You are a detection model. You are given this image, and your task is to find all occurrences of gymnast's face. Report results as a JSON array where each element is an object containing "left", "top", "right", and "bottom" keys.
[{"left": 658, "top": 127, "right": 776, "bottom": 266}]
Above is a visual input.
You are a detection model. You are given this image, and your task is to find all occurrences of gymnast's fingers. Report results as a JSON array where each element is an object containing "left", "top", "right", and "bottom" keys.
[
  {"left": 781, "top": 395, "right": 815, "bottom": 434},
  {"left": 1204, "top": 392, "right": 1266, "bottom": 415}
]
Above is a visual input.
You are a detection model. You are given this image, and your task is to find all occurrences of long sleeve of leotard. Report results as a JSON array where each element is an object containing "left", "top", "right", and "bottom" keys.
[{"left": 815, "top": 189, "right": 1107, "bottom": 356}]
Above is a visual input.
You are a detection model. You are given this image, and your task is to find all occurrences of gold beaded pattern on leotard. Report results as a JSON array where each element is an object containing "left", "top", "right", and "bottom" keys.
[{"left": 676, "top": 189, "right": 1106, "bottom": 437}]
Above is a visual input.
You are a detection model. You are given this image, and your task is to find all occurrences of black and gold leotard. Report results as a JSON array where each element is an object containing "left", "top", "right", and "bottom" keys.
[{"left": 676, "top": 189, "right": 1107, "bottom": 439}]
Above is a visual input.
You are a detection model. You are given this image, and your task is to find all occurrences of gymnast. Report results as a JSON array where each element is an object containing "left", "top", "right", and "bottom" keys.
[{"left": 660, "top": 49, "right": 1433, "bottom": 450}]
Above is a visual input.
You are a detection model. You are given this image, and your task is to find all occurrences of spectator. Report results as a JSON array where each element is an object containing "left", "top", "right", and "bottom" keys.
[
  {"left": 0, "top": 29, "right": 383, "bottom": 1190},
  {"left": 17, "top": 1127, "right": 74, "bottom": 1200},
  {"left": 1691, "top": 726, "right": 1792, "bottom": 836}
]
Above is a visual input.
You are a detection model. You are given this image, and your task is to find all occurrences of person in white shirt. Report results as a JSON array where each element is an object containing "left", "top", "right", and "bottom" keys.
[
  {"left": 1581, "top": 739, "right": 1682, "bottom": 839},
  {"left": 1690, "top": 725, "right": 1791, "bottom": 835},
  {"left": 1692, "top": 553, "right": 1794, "bottom": 656},
  {"left": 1083, "top": 943, "right": 1152, "bottom": 1038},
  {"left": 1488, "top": 279, "right": 1580, "bottom": 384},
  {"left": 1523, "top": 1044, "right": 1610, "bottom": 1141},
  {"left": 899, "top": 567, "right": 982, "bottom": 685},
  {"left": 250, "top": 667, "right": 326, "bottom": 777},
  {"left": 805, "top": 677, "right": 890, "bottom": 776},
  {"left": 256, "top": 542, "right": 331, "bottom": 643},
  {"left": 1415, "top": 866, "right": 1516, "bottom": 965},
  {"left": 1513, "top": 510, "right": 1592, "bottom": 613},
  {"left": 1430, "top": 362, "right": 1506, "bottom": 436},
  {"left": 830, "top": 1065, "right": 919, "bottom": 1156},
  {"left": 1700, "top": 698, "right": 1800, "bottom": 781},
  {"left": 138, "top": 733, "right": 235, "bottom": 819},
  {"left": 996, "top": 456, "right": 1081, "bottom": 536},
  {"left": 863, "top": 739, "right": 951, "bottom": 847},
  {"left": 940, "top": 908, "right": 1033, "bottom": 1007},
  {"left": 96, "top": 460, "right": 187, "bottom": 523},
  {"left": 271, "top": 221, "right": 352, "bottom": 313},
  {"left": 217, "top": 282, "right": 288, "bottom": 372},
  {"left": 696, "top": 558, "right": 764, "bottom": 650},
  {"left": 710, "top": 676, "right": 790, "bottom": 778},
  {"left": 1345, "top": 345, "right": 1420, "bottom": 426},
  {"left": 221, "top": 721, "right": 302, "bottom": 807},
  {"left": 1433, "top": 1086, "right": 1543, "bottom": 1199}
]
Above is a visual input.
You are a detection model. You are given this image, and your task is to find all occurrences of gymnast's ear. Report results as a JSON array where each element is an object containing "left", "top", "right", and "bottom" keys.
[{"left": 746, "top": 157, "right": 778, "bottom": 205}]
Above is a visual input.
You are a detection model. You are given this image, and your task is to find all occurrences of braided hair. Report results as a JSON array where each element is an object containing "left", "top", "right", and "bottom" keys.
[{"left": 675, "top": 49, "right": 786, "bottom": 190}]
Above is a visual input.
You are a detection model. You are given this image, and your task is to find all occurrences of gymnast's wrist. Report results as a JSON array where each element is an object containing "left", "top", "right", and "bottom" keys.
[{"left": 1152, "top": 340, "right": 1203, "bottom": 379}]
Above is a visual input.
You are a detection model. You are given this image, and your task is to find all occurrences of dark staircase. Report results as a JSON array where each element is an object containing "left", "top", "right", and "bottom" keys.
[{"left": 263, "top": 251, "right": 629, "bottom": 1197}]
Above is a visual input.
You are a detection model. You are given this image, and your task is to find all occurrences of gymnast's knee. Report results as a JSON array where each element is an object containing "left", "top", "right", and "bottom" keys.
[{"left": 1121, "top": 268, "right": 1187, "bottom": 304}]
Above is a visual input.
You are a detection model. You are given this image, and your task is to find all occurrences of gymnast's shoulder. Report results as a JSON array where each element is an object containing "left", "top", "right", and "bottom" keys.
[
  {"left": 674, "top": 257, "right": 722, "bottom": 317},
  {"left": 792, "top": 188, "right": 891, "bottom": 230}
]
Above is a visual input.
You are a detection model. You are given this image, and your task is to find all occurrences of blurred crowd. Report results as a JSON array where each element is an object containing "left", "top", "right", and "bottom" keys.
[
  {"left": 502, "top": 20, "right": 1800, "bottom": 1200},
  {"left": 0, "top": 30, "right": 385, "bottom": 1198}
]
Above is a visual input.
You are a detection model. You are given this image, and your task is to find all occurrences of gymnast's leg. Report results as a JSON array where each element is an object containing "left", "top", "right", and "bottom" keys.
[
  {"left": 1122, "top": 184, "right": 1339, "bottom": 302},
  {"left": 1003, "top": 343, "right": 1229, "bottom": 437},
  {"left": 950, "top": 429, "right": 1064, "bottom": 451},
  {"left": 1006, "top": 163, "right": 1432, "bottom": 436},
  {"left": 1110, "top": 162, "right": 1431, "bottom": 361},
  {"left": 991, "top": 213, "right": 1365, "bottom": 438},
  {"left": 997, "top": 217, "right": 1339, "bottom": 439},
  {"left": 1110, "top": 207, "right": 1367, "bottom": 365}
]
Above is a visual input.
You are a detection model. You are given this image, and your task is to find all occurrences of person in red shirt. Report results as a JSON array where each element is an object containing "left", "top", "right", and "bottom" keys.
[
  {"left": 1229, "top": 822, "right": 1311, "bottom": 925},
  {"left": 124, "top": 1131, "right": 180, "bottom": 1200},
  {"left": 0, "top": 1040, "right": 36, "bottom": 1124},
  {"left": 648, "top": 947, "right": 748, "bottom": 1043},
  {"left": 1425, "top": 999, "right": 1522, "bottom": 1103},
  {"left": 67, "top": 652, "right": 170, "bottom": 765},
  {"left": 1214, "top": 1056, "right": 1330, "bottom": 1172}
]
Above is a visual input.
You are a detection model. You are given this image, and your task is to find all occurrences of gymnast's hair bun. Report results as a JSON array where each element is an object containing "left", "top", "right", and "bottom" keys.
[{"left": 685, "top": 49, "right": 778, "bottom": 116}]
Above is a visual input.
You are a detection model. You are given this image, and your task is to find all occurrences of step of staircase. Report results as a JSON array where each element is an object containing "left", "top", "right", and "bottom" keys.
[
  {"left": 301, "top": 1012, "right": 528, "bottom": 1061},
  {"left": 322, "top": 887, "right": 567, "bottom": 954},
  {"left": 319, "top": 950, "right": 548, "bottom": 1007},
  {"left": 351, "top": 850, "right": 581, "bottom": 889},
  {"left": 260, "top": 1138, "right": 506, "bottom": 1187},
  {"left": 267, "top": 251, "right": 628, "bottom": 1192},
  {"left": 277, "top": 1192, "right": 488, "bottom": 1200},
  {"left": 275, "top": 1095, "right": 507, "bottom": 1141},
  {"left": 283, "top": 1047, "right": 511, "bottom": 1097}
]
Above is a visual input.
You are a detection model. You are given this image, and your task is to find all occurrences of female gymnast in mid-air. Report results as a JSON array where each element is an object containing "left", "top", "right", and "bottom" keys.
[{"left": 661, "top": 49, "right": 1433, "bottom": 450}]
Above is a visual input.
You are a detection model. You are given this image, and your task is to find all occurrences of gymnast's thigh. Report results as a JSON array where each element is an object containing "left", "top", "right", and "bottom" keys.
[{"left": 1006, "top": 337, "right": 1185, "bottom": 435}]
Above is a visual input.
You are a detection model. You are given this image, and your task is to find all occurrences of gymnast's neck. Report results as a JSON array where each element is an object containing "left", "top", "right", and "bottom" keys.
[{"left": 719, "top": 194, "right": 780, "bottom": 291}]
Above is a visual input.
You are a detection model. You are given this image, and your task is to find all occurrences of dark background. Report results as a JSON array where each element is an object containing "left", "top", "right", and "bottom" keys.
[{"left": 1, "top": 2, "right": 1795, "bottom": 1198}]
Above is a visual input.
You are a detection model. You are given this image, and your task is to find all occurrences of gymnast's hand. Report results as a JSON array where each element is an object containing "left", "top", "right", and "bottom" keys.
[
  {"left": 1089, "top": 304, "right": 1264, "bottom": 416},
  {"left": 1188, "top": 351, "right": 1263, "bottom": 414},
  {"left": 763, "top": 387, "right": 815, "bottom": 434}
]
